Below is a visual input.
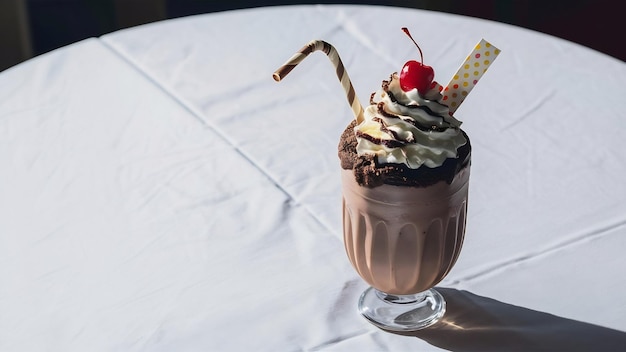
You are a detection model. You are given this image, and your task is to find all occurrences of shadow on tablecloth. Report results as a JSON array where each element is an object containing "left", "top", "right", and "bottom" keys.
[{"left": 391, "top": 288, "right": 626, "bottom": 351}]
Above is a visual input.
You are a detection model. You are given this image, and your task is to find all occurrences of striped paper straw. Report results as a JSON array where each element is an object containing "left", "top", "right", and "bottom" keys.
[
  {"left": 443, "top": 39, "right": 501, "bottom": 114},
  {"left": 273, "top": 40, "right": 364, "bottom": 124}
]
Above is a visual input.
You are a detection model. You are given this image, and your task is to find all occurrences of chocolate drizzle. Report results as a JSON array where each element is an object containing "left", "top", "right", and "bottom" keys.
[
  {"left": 356, "top": 130, "right": 405, "bottom": 149},
  {"left": 376, "top": 102, "right": 448, "bottom": 133},
  {"left": 376, "top": 75, "right": 455, "bottom": 133}
]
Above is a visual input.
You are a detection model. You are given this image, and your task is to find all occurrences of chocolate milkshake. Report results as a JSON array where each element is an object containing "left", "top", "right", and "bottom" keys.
[
  {"left": 273, "top": 30, "right": 499, "bottom": 331},
  {"left": 338, "top": 73, "right": 470, "bottom": 296}
]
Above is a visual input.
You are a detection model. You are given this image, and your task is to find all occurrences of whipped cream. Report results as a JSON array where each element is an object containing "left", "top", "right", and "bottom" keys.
[{"left": 354, "top": 73, "right": 467, "bottom": 169}]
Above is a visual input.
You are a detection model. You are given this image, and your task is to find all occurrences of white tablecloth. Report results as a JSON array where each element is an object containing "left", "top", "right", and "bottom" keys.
[{"left": 1, "top": 5, "right": 625, "bottom": 351}]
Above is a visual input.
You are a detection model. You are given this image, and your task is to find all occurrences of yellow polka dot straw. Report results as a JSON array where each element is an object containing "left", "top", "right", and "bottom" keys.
[{"left": 442, "top": 39, "right": 501, "bottom": 114}]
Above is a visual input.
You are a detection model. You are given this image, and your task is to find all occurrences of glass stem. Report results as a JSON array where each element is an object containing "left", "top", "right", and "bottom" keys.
[{"left": 375, "top": 290, "right": 429, "bottom": 305}]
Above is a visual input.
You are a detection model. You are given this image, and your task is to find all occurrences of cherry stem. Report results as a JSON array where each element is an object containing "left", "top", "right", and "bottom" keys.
[{"left": 401, "top": 27, "right": 424, "bottom": 64}]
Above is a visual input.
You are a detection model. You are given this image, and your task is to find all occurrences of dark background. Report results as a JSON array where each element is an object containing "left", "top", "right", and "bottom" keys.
[{"left": 1, "top": 0, "right": 623, "bottom": 72}]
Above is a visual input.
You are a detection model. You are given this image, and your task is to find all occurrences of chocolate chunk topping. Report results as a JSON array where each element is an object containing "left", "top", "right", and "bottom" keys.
[{"left": 338, "top": 120, "right": 471, "bottom": 188}]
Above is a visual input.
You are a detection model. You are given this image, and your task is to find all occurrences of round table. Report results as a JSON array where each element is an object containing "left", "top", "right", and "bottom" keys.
[{"left": 1, "top": 5, "right": 625, "bottom": 351}]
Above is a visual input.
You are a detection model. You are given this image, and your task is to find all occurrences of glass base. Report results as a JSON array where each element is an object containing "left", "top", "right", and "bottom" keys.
[{"left": 358, "top": 287, "right": 446, "bottom": 331}]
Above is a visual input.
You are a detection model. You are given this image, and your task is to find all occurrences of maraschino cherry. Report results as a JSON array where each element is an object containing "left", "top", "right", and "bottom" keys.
[{"left": 399, "top": 27, "right": 434, "bottom": 95}]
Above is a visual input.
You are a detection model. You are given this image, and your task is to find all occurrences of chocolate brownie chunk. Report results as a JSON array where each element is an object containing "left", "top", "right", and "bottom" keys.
[{"left": 338, "top": 121, "right": 470, "bottom": 188}]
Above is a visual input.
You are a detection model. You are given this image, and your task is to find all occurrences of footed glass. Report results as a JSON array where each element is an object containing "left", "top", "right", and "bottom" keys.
[{"left": 341, "top": 167, "right": 469, "bottom": 331}]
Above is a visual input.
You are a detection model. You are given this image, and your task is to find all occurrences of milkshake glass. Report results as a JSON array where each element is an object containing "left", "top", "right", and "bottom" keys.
[
  {"left": 341, "top": 166, "right": 469, "bottom": 331},
  {"left": 273, "top": 34, "right": 499, "bottom": 332}
]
